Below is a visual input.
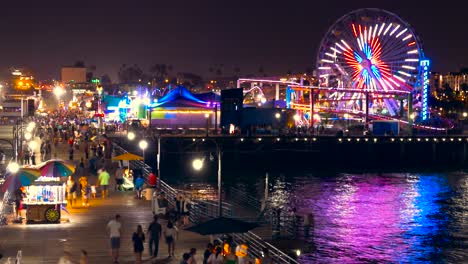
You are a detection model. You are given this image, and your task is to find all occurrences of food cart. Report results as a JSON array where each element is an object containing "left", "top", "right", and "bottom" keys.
[{"left": 23, "top": 177, "right": 66, "bottom": 223}]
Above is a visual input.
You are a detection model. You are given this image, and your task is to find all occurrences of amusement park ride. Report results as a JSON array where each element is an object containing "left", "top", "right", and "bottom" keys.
[{"left": 237, "top": 8, "right": 447, "bottom": 132}]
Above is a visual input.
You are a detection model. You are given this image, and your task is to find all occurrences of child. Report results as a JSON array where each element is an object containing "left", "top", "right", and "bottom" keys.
[
  {"left": 90, "top": 185, "right": 97, "bottom": 199},
  {"left": 82, "top": 185, "right": 91, "bottom": 208}
]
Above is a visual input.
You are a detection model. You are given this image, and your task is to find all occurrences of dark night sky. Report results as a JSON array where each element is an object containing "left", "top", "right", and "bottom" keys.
[{"left": 1, "top": 0, "right": 467, "bottom": 81}]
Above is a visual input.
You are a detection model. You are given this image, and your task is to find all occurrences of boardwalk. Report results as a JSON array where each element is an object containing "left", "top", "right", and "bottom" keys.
[{"left": 0, "top": 138, "right": 211, "bottom": 263}]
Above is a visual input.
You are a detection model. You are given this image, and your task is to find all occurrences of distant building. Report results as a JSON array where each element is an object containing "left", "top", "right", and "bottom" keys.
[
  {"left": 61, "top": 67, "right": 87, "bottom": 84},
  {"left": 430, "top": 71, "right": 468, "bottom": 92}
]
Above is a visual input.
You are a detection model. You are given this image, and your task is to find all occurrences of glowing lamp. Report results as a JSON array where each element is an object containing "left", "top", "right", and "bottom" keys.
[
  {"left": 127, "top": 132, "right": 136, "bottom": 140},
  {"left": 7, "top": 162, "right": 19, "bottom": 174},
  {"left": 192, "top": 159, "right": 204, "bottom": 171},
  {"left": 139, "top": 140, "right": 148, "bottom": 150}
]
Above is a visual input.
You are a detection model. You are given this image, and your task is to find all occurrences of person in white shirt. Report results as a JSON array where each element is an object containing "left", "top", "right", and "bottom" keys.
[
  {"left": 163, "top": 221, "right": 178, "bottom": 258},
  {"left": 107, "top": 214, "right": 122, "bottom": 263}
]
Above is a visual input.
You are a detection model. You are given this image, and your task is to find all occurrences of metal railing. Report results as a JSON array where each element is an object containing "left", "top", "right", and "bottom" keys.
[
  {"left": 228, "top": 187, "right": 262, "bottom": 212},
  {"left": 232, "top": 231, "right": 299, "bottom": 264},
  {"left": 189, "top": 199, "right": 233, "bottom": 224}
]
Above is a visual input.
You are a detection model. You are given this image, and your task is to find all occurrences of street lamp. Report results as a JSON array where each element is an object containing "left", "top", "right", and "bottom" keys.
[
  {"left": 205, "top": 113, "right": 210, "bottom": 137},
  {"left": 139, "top": 140, "right": 148, "bottom": 160},
  {"left": 7, "top": 161, "right": 19, "bottom": 173},
  {"left": 343, "top": 113, "right": 350, "bottom": 133},
  {"left": 192, "top": 140, "right": 223, "bottom": 216},
  {"left": 275, "top": 113, "right": 281, "bottom": 119},
  {"left": 24, "top": 132, "right": 32, "bottom": 141},
  {"left": 463, "top": 112, "right": 467, "bottom": 118},
  {"left": 127, "top": 131, "right": 136, "bottom": 141}
]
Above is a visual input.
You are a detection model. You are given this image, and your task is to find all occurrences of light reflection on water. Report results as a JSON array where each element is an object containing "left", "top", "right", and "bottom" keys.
[{"left": 269, "top": 173, "right": 467, "bottom": 263}]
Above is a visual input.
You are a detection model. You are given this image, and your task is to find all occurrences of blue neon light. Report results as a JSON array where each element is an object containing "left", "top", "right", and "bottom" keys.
[
  {"left": 370, "top": 65, "right": 381, "bottom": 80},
  {"left": 420, "top": 60, "right": 430, "bottom": 121},
  {"left": 354, "top": 52, "right": 363, "bottom": 63},
  {"left": 361, "top": 69, "right": 371, "bottom": 85},
  {"left": 362, "top": 43, "right": 372, "bottom": 60}
]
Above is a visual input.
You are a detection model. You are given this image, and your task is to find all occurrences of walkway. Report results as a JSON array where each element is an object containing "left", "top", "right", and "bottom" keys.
[{"left": 0, "top": 138, "right": 211, "bottom": 263}]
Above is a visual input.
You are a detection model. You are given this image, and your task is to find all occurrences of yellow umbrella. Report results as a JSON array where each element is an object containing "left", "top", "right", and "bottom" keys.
[{"left": 112, "top": 152, "right": 143, "bottom": 161}]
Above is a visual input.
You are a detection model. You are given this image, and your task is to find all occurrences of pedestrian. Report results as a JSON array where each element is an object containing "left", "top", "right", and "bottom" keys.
[
  {"left": 207, "top": 247, "right": 224, "bottom": 264},
  {"left": 187, "top": 248, "right": 197, "bottom": 264},
  {"left": 203, "top": 243, "right": 213, "bottom": 264},
  {"left": 81, "top": 184, "right": 91, "bottom": 207},
  {"left": 69, "top": 147, "right": 74, "bottom": 161},
  {"left": 66, "top": 176, "right": 77, "bottom": 207},
  {"left": 31, "top": 151, "right": 36, "bottom": 165},
  {"left": 181, "top": 253, "right": 191, "bottom": 264},
  {"left": 107, "top": 214, "right": 122, "bottom": 264},
  {"left": 84, "top": 140, "right": 89, "bottom": 159},
  {"left": 57, "top": 251, "right": 74, "bottom": 264},
  {"left": 147, "top": 215, "right": 162, "bottom": 259},
  {"left": 225, "top": 250, "right": 237, "bottom": 264},
  {"left": 132, "top": 225, "right": 145, "bottom": 264},
  {"left": 13, "top": 187, "right": 25, "bottom": 220},
  {"left": 98, "top": 168, "right": 110, "bottom": 198},
  {"left": 78, "top": 158, "right": 86, "bottom": 177},
  {"left": 163, "top": 221, "right": 178, "bottom": 258},
  {"left": 114, "top": 166, "right": 124, "bottom": 191},
  {"left": 135, "top": 175, "right": 144, "bottom": 199},
  {"left": 148, "top": 170, "right": 157, "bottom": 188},
  {"left": 181, "top": 195, "right": 191, "bottom": 227}
]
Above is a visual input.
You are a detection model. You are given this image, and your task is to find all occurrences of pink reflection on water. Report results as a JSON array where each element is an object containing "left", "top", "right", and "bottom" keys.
[{"left": 297, "top": 174, "right": 412, "bottom": 263}]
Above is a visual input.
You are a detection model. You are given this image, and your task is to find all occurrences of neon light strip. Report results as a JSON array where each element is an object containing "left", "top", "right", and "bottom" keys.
[
  {"left": 352, "top": 24, "right": 357, "bottom": 37},
  {"left": 364, "top": 28, "right": 367, "bottom": 42},
  {"left": 357, "top": 38, "right": 362, "bottom": 51},
  {"left": 383, "top": 23, "right": 393, "bottom": 35},
  {"left": 378, "top": 23, "right": 385, "bottom": 36},
  {"left": 402, "top": 65, "right": 416, "bottom": 70},
  {"left": 335, "top": 42, "right": 346, "bottom": 51},
  {"left": 402, "top": 34, "right": 412, "bottom": 41},
  {"left": 152, "top": 110, "right": 215, "bottom": 114},
  {"left": 368, "top": 26, "right": 372, "bottom": 41},
  {"left": 405, "top": 58, "right": 419, "bottom": 62},
  {"left": 389, "top": 24, "right": 400, "bottom": 36},
  {"left": 387, "top": 78, "right": 401, "bottom": 87},
  {"left": 341, "top": 39, "right": 351, "bottom": 50},
  {"left": 325, "top": 52, "right": 337, "bottom": 58},
  {"left": 408, "top": 41, "right": 416, "bottom": 46},
  {"left": 321, "top": 59, "right": 334, "bottom": 63},
  {"left": 318, "top": 67, "right": 331, "bottom": 70},
  {"left": 421, "top": 60, "right": 430, "bottom": 120},
  {"left": 330, "top": 47, "right": 342, "bottom": 54},
  {"left": 394, "top": 75, "right": 407, "bottom": 82},
  {"left": 395, "top": 28, "right": 408, "bottom": 38},
  {"left": 407, "top": 49, "right": 418, "bottom": 54},
  {"left": 319, "top": 74, "right": 329, "bottom": 77},
  {"left": 373, "top": 24, "right": 378, "bottom": 39},
  {"left": 398, "top": 71, "right": 411, "bottom": 77}
]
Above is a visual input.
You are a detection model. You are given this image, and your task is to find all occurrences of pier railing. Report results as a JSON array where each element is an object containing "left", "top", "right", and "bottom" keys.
[{"left": 232, "top": 231, "right": 299, "bottom": 263}]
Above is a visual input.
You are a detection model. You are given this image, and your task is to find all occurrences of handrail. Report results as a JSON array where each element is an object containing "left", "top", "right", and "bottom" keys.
[
  {"left": 229, "top": 187, "right": 262, "bottom": 211},
  {"left": 232, "top": 231, "right": 299, "bottom": 263}
]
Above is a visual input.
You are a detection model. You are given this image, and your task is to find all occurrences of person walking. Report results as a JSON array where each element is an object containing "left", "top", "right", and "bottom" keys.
[
  {"left": 66, "top": 176, "right": 77, "bottom": 207},
  {"left": 114, "top": 166, "right": 124, "bottom": 191},
  {"left": 163, "top": 221, "right": 178, "bottom": 258},
  {"left": 207, "top": 247, "right": 224, "bottom": 264},
  {"left": 98, "top": 168, "right": 110, "bottom": 198},
  {"left": 132, "top": 225, "right": 145, "bottom": 264},
  {"left": 181, "top": 195, "right": 191, "bottom": 227},
  {"left": 187, "top": 248, "right": 197, "bottom": 264},
  {"left": 135, "top": 176, "right": 144, "bottom": 199},
  {"left": 147, "top": 215, "right": 162, "bottom": 259},
  {"left": 107, "top": 214, "right": 122, "bottom": 264},
  {"left": 203, "top": 243, "right": 214, "bottom": 264}
]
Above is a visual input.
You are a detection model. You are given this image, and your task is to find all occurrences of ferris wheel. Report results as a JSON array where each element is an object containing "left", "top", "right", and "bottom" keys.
[{"left": 316, "top": 8, "right": 426, "bottom": 116}]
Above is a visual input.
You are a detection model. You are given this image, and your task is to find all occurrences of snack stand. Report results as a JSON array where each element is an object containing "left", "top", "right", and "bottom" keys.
[{"left": 23, "top": 177, "right": 66, "bottom": 223}]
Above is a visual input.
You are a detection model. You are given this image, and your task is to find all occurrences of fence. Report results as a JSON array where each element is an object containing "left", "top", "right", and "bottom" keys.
[
  {"left": 228, "top": 187, "right": 263, "bottom": 212},
  {"left": 232, "top": 231, "right": 299, "bottom": 264}
]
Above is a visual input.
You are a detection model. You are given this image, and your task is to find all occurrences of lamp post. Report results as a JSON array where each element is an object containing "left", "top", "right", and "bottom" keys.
[
  {"left": 139, "top": 140, "right": 148, "bottom": 161},
  {"left": 205, "top": 113, "right": 210, "bottom": 137},
  {"left": 193, "top": 140, "right": 222, "bottom": 216}
]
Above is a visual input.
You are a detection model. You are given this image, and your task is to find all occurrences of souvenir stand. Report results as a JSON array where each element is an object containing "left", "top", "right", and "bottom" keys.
[{"left": 23, "top": 176, "right": 66, "bottom": 223}]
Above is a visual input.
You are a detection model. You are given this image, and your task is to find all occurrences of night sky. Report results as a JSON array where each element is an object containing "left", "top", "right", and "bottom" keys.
[{"left": 0, "top": 0, "right": 467, "bottom": 81}]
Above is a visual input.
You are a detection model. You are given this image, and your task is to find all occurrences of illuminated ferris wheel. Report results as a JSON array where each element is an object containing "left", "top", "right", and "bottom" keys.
[{"left": 316, "top": 8, "right": 427, "bottom": 117}]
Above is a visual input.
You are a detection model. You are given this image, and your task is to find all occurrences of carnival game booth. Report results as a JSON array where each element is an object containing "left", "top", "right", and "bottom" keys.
[
  {"left": 23, "top": 176, "right": 66, "bottom": 223},
  {"left": 149, "top": 86, "right": 220, "bottom": 130}
]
